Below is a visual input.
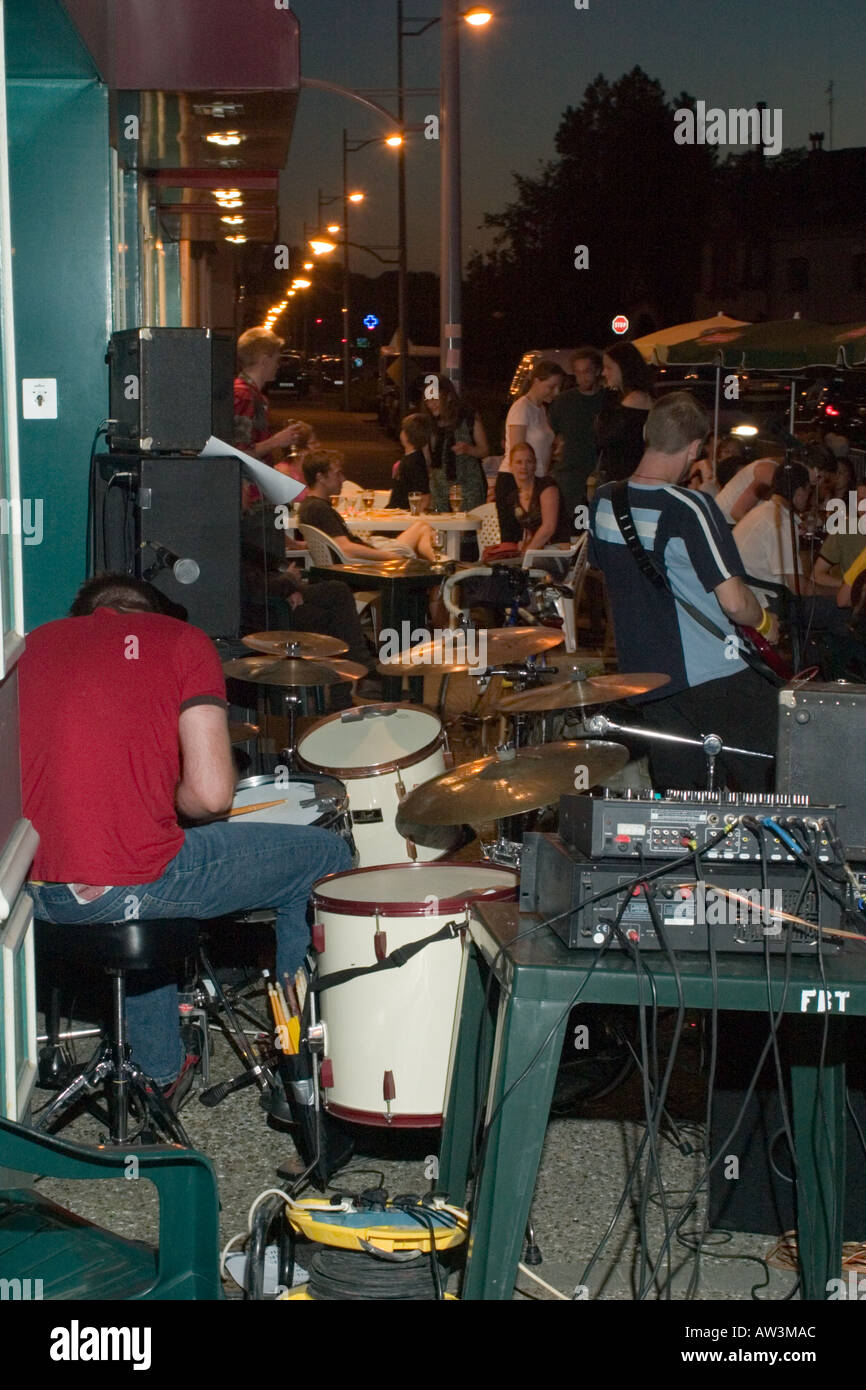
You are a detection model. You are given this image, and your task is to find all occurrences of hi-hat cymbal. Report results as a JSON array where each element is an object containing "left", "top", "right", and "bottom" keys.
[
  {"left": 229, "top": 721, "right": 260, "bottom": 745},
  {"left": 396, "top": 740, "right": 629, "bottom": 825},
  {"left": 242, "top": 630, "right": 348, "bottom": 659},
  {"left": 222, "top": 656, "right": 342, "bottom": 688},
  {"left": 377, "top": 626, "right": 564, "bottom": 676},
  {"left": 499, "top": 672, "right": 670, "bottom": 714}
]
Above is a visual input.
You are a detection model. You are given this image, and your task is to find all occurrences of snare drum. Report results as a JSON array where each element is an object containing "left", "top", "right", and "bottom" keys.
[
  {"left": 311, "top": 862, "right": 518, "bottom": 1126},
  {"left": 298, "top": 704, "right": 447, "bottom": 866},
  {"left": 231, "top": 772, "right": 355, "bottom": 859}
]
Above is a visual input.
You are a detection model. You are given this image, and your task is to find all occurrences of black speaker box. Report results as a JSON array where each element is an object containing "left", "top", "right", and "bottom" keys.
[
  {"left": 93, "top": 453, "right": 241, "bottom": 638},
  {"left": 776, "top": 682, "right": 866, "bottom": 859},
  {"left": 708, "top": 1014, "right": 866, "bottom": 1238},
  {"left": 107, "top": 327, "right": 235, "bottom": 454}
]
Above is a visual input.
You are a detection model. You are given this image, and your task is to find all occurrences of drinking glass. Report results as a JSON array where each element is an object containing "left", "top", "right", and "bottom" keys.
[
  {"left": 449, "top": 485, "right": 463, "bottom": 513},
  {"left": 362, "top": 491, "right": 375, "bottom": 513},
  {"left": 408, "top": 492, "right": 423, "bottom": 516}
]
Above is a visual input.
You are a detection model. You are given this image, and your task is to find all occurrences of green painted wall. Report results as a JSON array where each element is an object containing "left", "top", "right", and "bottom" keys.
[{"left": 5, "top": 1, "right": 112, "bottom": 628}]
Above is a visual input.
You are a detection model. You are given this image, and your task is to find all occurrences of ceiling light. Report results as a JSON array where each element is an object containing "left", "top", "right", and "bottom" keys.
[
  {"left": 225, "top": 234, "right": 247, "bottom": 243},
  {"left": 213, "top": 189, "right": 241, "bottom": 199},
  {"left": 206, "top": 131, "right": 245, "bottom": 146},
  {"left": 220, "top": 215, "right": 245, "bottom": 225}
]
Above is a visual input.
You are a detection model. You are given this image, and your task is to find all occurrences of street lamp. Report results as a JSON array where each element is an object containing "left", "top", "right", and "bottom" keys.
[
  {"left": 340, "top": 130, "right": 402, "bottom": 412},
  {"left": 399, "top": 4, "right": 493, "bottom": 391}
]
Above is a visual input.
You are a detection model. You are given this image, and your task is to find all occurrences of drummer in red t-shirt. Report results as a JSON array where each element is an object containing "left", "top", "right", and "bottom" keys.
[{"left": 20, "top": 573, "right": 351, "bottom": 1093}]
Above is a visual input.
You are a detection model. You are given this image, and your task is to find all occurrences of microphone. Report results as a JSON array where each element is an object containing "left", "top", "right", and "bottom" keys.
[
  {"left": 587, "top": 714, "right": 612, "bottom": 736},
  {"left": 140, "top": 541, "right": 200, "bottom": 585}
]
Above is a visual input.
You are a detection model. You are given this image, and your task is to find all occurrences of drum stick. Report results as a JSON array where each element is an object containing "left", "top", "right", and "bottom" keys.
[
  {"left": 227, "top": 798, "right": 289, "bottom": 818},
  {"left": 295, "top": 967, "right": 308, "bottom": 1012},
  {"left": 284, "top": 974, "right": 300, "bottom": 1017}
]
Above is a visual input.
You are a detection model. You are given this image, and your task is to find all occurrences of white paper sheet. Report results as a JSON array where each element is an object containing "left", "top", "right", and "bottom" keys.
[{"left": 198, "top": 436, "right": 304, "bottom": 503}]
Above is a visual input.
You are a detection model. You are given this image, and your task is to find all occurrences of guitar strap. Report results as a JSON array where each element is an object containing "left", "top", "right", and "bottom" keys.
[{"left": 608, "top": 481, "right": 781, "bottom": 686}]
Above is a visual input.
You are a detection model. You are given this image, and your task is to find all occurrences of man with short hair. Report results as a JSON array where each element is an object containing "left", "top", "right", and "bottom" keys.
[
  {"left": 20, "top": 574, "right": 351, "bottom": 1092},
  {"left": 299, "top": 450, "right": 438, "bottom": 562},
  {"left": 549, "top": 347, "right": 605, "bottom": 522},
  {"left": 589, "top": 391, "right": 780, "bottom": 790}
]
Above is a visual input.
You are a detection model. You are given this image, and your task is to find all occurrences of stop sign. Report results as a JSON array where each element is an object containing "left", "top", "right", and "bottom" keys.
[{"left": 611, "top": 314, "right": 629, "bottom": 335}]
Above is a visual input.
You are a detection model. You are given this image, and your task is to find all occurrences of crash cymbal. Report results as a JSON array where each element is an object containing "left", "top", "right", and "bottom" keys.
[
  {"left": 377, "top": 626, "right": 564, "bottom": 676},
  {"left": 325, "top": 658, "right": 369, "bottom": 683},
  {"left": 222, "top": 656, "right": 342, "bottom": 688},
  {"left": 396, "top": 740, "right": 629, "bottom": 825},
  {"left": 228, "top": 721, "right": 260, "bottom": 745},
  {"left": 499, "top": 671, "right": 670, "bottom": 714},
  {"left": 242, "top": 630, "right": 348, "bottom": 659}
]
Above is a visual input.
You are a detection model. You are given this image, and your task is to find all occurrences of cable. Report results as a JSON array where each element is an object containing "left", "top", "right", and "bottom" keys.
[{"left": 305, "top": 1246, "right": 447, "bottom": 1301}]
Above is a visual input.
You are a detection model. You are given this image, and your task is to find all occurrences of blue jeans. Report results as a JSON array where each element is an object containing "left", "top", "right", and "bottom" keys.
[{"left": 27, "top": 823, "right": 352, "bottom": 1084}]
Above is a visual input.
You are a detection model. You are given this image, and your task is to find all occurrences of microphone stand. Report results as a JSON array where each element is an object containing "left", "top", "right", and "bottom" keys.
[
  {"left": 780, "top": 456, "right": 805, "bottom": 665},
  {"left": 586, "top": 714, "right": 773, "bottom": 793}
]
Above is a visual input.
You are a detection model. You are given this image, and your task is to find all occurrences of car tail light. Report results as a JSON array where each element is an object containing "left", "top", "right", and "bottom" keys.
[{"left": 824, "top": 405, "right": 841, "bottom": 416}]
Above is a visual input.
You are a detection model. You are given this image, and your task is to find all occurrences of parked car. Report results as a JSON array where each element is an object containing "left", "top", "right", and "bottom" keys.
[
  {"left": 795, "top": 371, "right": 866, "bottom": 447},
  {"left": 270, "top": 353, "right": 310, "bottom": 397}
]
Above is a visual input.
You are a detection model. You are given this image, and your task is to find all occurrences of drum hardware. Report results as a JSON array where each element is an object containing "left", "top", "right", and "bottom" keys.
[
  {"left": 480, "top": 835, "right": 523, "bottom": 870},
  {"left": 586, "top": 712, "right": 773, "bottom": 793}
]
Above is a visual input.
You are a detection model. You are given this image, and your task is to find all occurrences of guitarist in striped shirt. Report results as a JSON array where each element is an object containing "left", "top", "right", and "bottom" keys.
[{"left": 589, "top": 392, "right": 779, "bottom": 791}]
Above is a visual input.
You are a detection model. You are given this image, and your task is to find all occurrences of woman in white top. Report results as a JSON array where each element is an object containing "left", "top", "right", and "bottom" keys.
[
  {"left": 715, "top": 456, "right": 778, "bottom": 523},
  {"left": 501, "top": 360, "right": 566, "bottom": 477}
]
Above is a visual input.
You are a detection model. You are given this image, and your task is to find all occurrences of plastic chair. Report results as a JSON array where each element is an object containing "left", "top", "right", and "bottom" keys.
[
  {"left": 298, "top": 524, "right": 381, "bottom": 637},
  {"left": 468, "top": 502, "right": 501, "bottom": 551},
  {"left": 0, "top": 1116, "right": 221, "bottom": 1299}
]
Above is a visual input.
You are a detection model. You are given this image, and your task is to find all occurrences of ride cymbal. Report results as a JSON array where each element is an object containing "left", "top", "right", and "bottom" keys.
[
  {"left": 396, "top": 740, "right": 629, "bottom": 825},
  {"left": 242, "top": 630, "right": 348, "bottom": 659},
  {"left": 498, "top": 672, "right": 670, "bottom": 713},
  {"left": 377, "top": 626, "right": 564, "bottom": 675}
]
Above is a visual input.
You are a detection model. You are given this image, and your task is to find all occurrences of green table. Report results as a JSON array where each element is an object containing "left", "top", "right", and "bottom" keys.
[{"left": 438, "top": 901, "right": 866, "bottom": 1301}]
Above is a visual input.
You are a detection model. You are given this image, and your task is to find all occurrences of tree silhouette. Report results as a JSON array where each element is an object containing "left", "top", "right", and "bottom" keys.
[{"left": 465, "top": 67, "right": 718, "bottom": 379}]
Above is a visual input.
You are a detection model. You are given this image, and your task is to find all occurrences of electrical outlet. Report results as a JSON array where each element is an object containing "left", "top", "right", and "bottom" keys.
[{"left": 22, "top": 378, "right": 58, "bottom": 419}]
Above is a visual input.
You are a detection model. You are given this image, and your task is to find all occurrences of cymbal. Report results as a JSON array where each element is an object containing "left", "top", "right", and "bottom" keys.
[
  {"left": 222, "top": 656, "right": 342, "bottom": 688},
  {"left": 499, "top": 672, "right": 670, "bottom": 714},
  {"left": 326, "top": 658, "right": 369, "bottom": 683},
  {"left": 377, "top": 626, "right": 564, "bottom": 676},
  {"left": 242, "top": 630, "right": 348, "bottom": 659},
  {"left": 396, "top": 740, "right": 629, "bottom": 825},
  {"left": 228, "top": 721, "right": 260, "bottom": 745}
]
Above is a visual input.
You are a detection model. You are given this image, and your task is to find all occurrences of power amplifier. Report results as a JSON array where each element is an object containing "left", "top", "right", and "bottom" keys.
[
  {"left": 520, "top": 833, "right": 845, "bottom": 953},
  {"left": 558, "top": 790, "right": 837, "bottom": 863}
]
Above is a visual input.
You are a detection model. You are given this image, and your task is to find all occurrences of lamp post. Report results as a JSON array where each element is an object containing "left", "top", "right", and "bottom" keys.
[{"left": 399, "top": 5, "right": 492, "bottom": 392}]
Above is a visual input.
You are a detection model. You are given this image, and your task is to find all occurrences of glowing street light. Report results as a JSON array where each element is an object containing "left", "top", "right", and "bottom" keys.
[
  {"left": 310, "top": 239, "right": 337, "bottom": 255},
  {"left": 326, "top": 223, "right": 341, "bottom": 234},
  {"left": 385, "top": 134, "right": 403, "bottom": 147},
  {"left": 463, "top": 7, "right": 493, "bottom": 25},
  {"left": 292, "top": 279, "right": 311, "bottom": 289},
  {"left": 348, "top": 191, "right": 365, "bottom": 203},
  {"left": 303, "top": 262, "right": 314, "bottom": 270}
]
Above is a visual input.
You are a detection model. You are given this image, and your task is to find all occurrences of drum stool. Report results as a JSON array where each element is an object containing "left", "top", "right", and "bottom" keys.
[{"left": 34, "top": 917, "right": 199, "bottom": 1147}]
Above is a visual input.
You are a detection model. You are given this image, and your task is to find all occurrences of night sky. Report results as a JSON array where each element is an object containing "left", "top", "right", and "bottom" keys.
[{"left": 281, "top": 0, "right": 866, "bottom": 277}]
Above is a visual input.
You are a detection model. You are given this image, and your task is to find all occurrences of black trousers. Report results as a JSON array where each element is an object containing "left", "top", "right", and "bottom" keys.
[{"left": 635, "top": 668, "right": 779, "bottom": 792}]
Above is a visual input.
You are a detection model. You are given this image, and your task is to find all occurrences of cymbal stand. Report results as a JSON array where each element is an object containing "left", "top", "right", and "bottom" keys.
[
  {"left": 586, "top": 714, "right": 773, "bottom": 792},
  {"left": 279, "top": 687, "right": 305, "bottom": 772}
]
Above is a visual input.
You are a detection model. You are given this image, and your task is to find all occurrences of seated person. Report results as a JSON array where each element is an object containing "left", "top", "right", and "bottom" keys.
[
  {"left": 298, "top": 449, "right": 438, "bottom": 562},
  {"left": 388, "top": 413, "right": 431, "bottom": 511},
  {"left": 715, "top": 455, "right": 778, "bottom": 523},
  {"left": 240, "top": 501, "right": 376, "bottom": 707},
  {"left": 686, "top": 435, "right": 745, "bottom": 494},
  {"left": 733, "top": 462, "right": 834, "bottom": 599},
  {"left": 20, "top": 573, "right": 351, "bottom": 1094},
  {"left": 836, "top": 541, "right": 866, "bottom": 608},
  {"left": 494, "top": 441, "right": 572, "bottom": 555}
]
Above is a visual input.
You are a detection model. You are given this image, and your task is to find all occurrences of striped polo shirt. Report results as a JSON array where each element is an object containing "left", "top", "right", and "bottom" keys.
[{"left": 589, "top": 481, "right": 748, "bottom": 698}]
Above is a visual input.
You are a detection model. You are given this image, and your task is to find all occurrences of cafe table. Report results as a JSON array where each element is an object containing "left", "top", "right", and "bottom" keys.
[{"left": 341, "top": 508, "right": 480, "bottom": 560}]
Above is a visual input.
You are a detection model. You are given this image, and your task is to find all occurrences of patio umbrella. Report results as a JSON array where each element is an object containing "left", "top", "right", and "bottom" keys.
[
  {"left": 661, "top": 318, "right": 866, "bottom": 371},
  {"left": 632, "top": 313, "right": 750, "bottom": 363}
]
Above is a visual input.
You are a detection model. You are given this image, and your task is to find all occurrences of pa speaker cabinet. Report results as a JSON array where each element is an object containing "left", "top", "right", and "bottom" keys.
[
  {"left": 776, "top": 682, "right": 866, "bottom": 859},
  {"left": 108, "top": 328, "right": 233, "bottom": 454},
  {"left": 94, "top": 453, "right": 241, "bottom": 638}
]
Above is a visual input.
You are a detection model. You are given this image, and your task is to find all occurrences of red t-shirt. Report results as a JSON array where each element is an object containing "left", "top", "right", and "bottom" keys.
[{"left": 19, "top": 608, "right": 227, "bottom": 885}]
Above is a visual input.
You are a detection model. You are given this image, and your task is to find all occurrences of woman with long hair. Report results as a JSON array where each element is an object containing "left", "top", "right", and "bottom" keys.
[
  {"left": 423, "top": 374, "right": 489, "bottom": 514},
  {"left": 594, "top": 342, "right": 654, "bottom": 485},
  {"left": 495, "top": 441, "right": 571, "bottom": 554},
  {"left": 502, "top": 360, "right": 566, "bottom": 478}
]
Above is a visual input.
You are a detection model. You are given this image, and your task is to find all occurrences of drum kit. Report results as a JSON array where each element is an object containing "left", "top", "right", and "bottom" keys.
[{"left": 213, "top": 620, "right": 669, "bottom": 1157}]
